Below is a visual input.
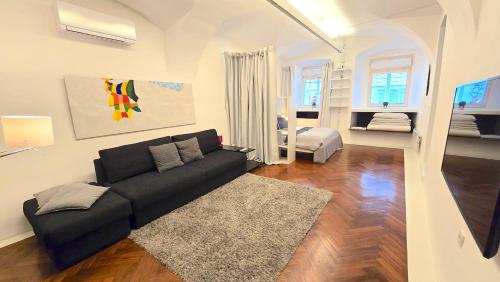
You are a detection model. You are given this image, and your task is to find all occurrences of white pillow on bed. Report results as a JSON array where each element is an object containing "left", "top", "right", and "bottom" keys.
[{"left": 373, "top": 113, "right": 409, "bottom": 120}]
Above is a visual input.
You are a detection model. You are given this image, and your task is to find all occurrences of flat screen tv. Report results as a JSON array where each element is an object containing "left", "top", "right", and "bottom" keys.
[{"left": 442, "top": 75, "right": 500, "bottom": 258}]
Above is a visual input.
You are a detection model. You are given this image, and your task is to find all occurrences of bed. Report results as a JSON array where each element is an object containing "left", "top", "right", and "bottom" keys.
[{"left": 278, "top": 127, "right": 343, "bottom": 163}]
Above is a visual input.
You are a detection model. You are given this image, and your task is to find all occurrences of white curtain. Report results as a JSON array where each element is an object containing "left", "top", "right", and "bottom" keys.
[
  {"left": 280, "top": 66, "right": 293, "bottom": 114},
  {"left": 319, "top": 61, "right": 334, "bottom": 127},
  {"left": 224, "top": 47, "right": 279, "bottom": 165}
]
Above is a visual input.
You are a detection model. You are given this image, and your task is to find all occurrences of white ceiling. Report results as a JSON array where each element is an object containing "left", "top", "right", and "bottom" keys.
[
  {"left": 332, "top": 0, "right": 441, "bottom": 37},
  {"left": 117, "top": 0, "right": 322, "bottom": 58},
  {"left": 117, "top": 0, "right": 441, "bottom": 59},
  {"left": 335, "top": 0, "right": 440, "bottom": 24}
]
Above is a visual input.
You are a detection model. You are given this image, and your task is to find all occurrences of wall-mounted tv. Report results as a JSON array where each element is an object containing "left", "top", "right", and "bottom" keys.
[{"left": 441, "top": 76, "right": 500, "bottom": 258}]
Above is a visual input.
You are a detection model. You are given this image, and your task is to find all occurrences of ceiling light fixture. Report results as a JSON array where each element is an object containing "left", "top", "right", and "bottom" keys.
[
  {"left": 286, "top": 0, "right": 354, "bottom": 38},
  {"left": 265, "top": 0, "right": 342, "bottom": 53}
]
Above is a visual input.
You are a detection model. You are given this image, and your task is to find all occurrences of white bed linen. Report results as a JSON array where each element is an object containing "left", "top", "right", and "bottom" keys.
[{"left": 296, "top": 127, "right": 340, "bottom": 151}]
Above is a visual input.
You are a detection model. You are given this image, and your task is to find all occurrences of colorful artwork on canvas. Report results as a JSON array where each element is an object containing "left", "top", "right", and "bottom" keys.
[
  {"left": 64, "top": 76, "right": 195, "bottom": 139},
  {"left": 104, "top": 79, "right": 142, "bottom": 121}
]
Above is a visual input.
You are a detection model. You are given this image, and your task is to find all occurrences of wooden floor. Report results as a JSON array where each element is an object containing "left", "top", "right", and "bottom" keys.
[{"left": 0, "top": 145, "right": 407, "bottom": 281}]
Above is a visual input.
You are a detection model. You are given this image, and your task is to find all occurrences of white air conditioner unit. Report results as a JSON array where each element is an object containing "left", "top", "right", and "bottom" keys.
[{"left": 55, "top": 0, "right": 136, "bottom": 45}]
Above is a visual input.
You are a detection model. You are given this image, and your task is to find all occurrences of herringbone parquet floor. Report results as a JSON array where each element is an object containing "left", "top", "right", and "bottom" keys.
[{"left": 0, "top": 144, "right": 407, "bottom": 281}]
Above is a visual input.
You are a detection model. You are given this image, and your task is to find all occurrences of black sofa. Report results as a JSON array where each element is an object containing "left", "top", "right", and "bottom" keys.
[
  {"left": 94, "top": 129, "right": 247, "bottom": 228},
  {"left": 23, "top": 129, "right": 247, "bottom": 269}
]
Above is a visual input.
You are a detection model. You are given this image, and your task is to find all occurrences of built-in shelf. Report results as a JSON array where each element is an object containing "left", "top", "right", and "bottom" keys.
[
  {"left": 349, "top": 128, "right": 414, "bottom": 134},
  {"left": 351, "top": 108, "right": 419, "bottom": 113},
  {"left": 453, "top": 109, "right": 500, "bottom": 115},
  {"left": 448, "top": 134, "right": 500, "bottom": 140},
  {"left": 350, "top": 127, "right": 366, "bottom": 131},
  {"left": 455, "top": 113, "right": 500, "bottom": 137},
  {"left": 329, "top": 97, "right": 350, "bottom": 107},
  {"left": 330, "top": 68, "right": 351, "bottom": 109},
  {"left": 481, "top": 135, "right": 500, "bottom": 139},
  {"left": 350, "top": 109, "right": 417, "bottom": 133}
]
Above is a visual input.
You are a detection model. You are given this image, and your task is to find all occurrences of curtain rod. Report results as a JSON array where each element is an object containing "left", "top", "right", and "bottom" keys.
[
  {"left": 223, "top": 46, "right": 275, "bottom": 56},
  {"left": 265, "top": 0, "right": 342, "bottom": 54}
]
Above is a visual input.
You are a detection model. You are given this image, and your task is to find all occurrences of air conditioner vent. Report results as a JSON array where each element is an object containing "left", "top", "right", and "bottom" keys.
[{"left": 56, "top": 0, "right": 136, "bottom": 45}]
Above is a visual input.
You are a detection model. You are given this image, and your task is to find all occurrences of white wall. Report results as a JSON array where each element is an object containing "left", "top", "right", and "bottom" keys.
[
  {"left": 418, "top": 0, "right": 500, "bottom": 280},
  {"left": 0, "top": 0, "right": 232, "bottom": 241}
]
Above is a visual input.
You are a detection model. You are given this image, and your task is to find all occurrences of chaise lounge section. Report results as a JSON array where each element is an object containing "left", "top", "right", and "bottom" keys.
[{"left": 23, "top": 191, "right": 132, "bottom": 269}]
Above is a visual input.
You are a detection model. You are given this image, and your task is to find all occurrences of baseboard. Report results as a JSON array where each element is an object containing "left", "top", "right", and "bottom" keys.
[{"left": 0, "top": 231, "right": 34, "bottom": 248}]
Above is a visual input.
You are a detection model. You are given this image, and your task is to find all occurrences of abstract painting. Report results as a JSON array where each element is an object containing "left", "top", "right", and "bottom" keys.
[
  {"left": 65, "top": 76, "right": 196, "bottom": 139},
  {"left": 104, "top": 78, "right": 142, "bottom": 121}
]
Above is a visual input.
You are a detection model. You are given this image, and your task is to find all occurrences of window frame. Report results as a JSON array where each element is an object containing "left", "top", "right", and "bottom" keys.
[
  {"left": 453, "top": 80, "right": 491, "bottom": 108},
  {"left": 367, "top": 55, "right": 413, "bottom": 107},
  {"left": 301, "top": 66, "right": 322, "bottom": 109}
]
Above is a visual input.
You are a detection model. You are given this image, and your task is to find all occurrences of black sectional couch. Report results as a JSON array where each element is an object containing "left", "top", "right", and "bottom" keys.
[
  {"left": 24, "top": 129, "right": 247, "bottom": 269},
  {"left": 95, "top": 129, "right": 247, "bottom": 228}
]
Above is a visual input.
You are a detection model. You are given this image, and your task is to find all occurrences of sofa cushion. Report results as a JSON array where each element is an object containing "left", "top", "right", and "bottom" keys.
[
  {"left": 34, "top": 184, "right": 64, "bottom": 208},
  {"left": 175, "top": 138, "right": 204, "bottom": 163},
  {"left": 109, "top": 165, "right": 206, "bottom": 211},
  {"left": 149, "top": 143, "right": 184, "bottom": 172},
  {"left": 172, "top": 129, "right": 219, "bottom": 155},
  {"left": 23, "top": 191, "right": 131, "bottom": 249},
  {"left": 35, "top": 183, "right": 109, "bottom": 215},
  {"left": 189, "top": 150, "right": 246, "bottom": 177},
  {"left": 99, "top": 136, "right": 172, "bottom": 183}
]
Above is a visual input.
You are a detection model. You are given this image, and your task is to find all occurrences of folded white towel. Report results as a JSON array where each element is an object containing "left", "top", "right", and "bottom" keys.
[
  {"left": 449, "top": 128, "right": 480, "bottom": 137},
  {"left": 370, "top": 120, "right": 411, "bottom": 126},
  {"left": 370, "top": 122, "right": 411, "bottom": 127},
  {"left": 452, "top": 114, "right": 476, "bottom": 121},
  {"left": 450, "top": 124, "right": 478, "bottom": 128},
  {"left": 371, "top": 117, "right": 411, "bottom": 122},
  {"left": 450, "top": 119, "right": 479, "bottom": 131},
  {"left": 450, "top": 120, "right": 477, "bottom": 125},
  {"left": 373, "top": 113, "right": 410, "bottom": 120},
  {"left": 367, "top": 124, "right": 412, "bottom": 132}
]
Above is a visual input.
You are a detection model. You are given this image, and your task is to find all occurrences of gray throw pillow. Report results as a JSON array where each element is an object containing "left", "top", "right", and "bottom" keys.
[
  {"left": 34, "top": 183, "right": 109, "bottom": 215},
  {"left": 175, "top": 137, "right": 204, "bottom": 163},
  {"left": 277, "top": 115, "right": 288, "bottom": 129},
  {"left": 34, "top": 184, "right": 64, "bottom": 208},
  {"left": 149, "top": 143, "right": 184, "bottom": 173}
]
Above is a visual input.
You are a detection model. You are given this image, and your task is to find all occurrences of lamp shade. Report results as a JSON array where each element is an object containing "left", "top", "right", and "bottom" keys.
[{"left": 0, "top": 116, "right": 54, "bottom": 148}]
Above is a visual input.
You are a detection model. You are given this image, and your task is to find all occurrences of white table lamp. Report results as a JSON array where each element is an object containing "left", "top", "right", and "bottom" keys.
[{"left": 0, "top": 116, "right": 54, "bottom": 157}]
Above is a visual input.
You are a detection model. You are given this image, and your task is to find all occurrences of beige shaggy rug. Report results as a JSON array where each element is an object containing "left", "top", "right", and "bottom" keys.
[{"left": 129, "top": 173, "right": 332, "bottom": 281}]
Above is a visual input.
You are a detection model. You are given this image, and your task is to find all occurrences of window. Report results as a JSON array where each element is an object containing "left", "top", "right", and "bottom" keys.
[
  {"left": 301, "top": 66, "right": 322, "bottom": 107},
  {"left": 368, "top": 55, "right": 413, "bottom": 107},
  {"left": 303, "top": 78, "right": 321, "bottom": 106},
  {"left": 370, "top": 71, "right": 408, "bottom": 105},
  {"left": 454, "top": 79, "right": 488, "bottom": 107}
]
